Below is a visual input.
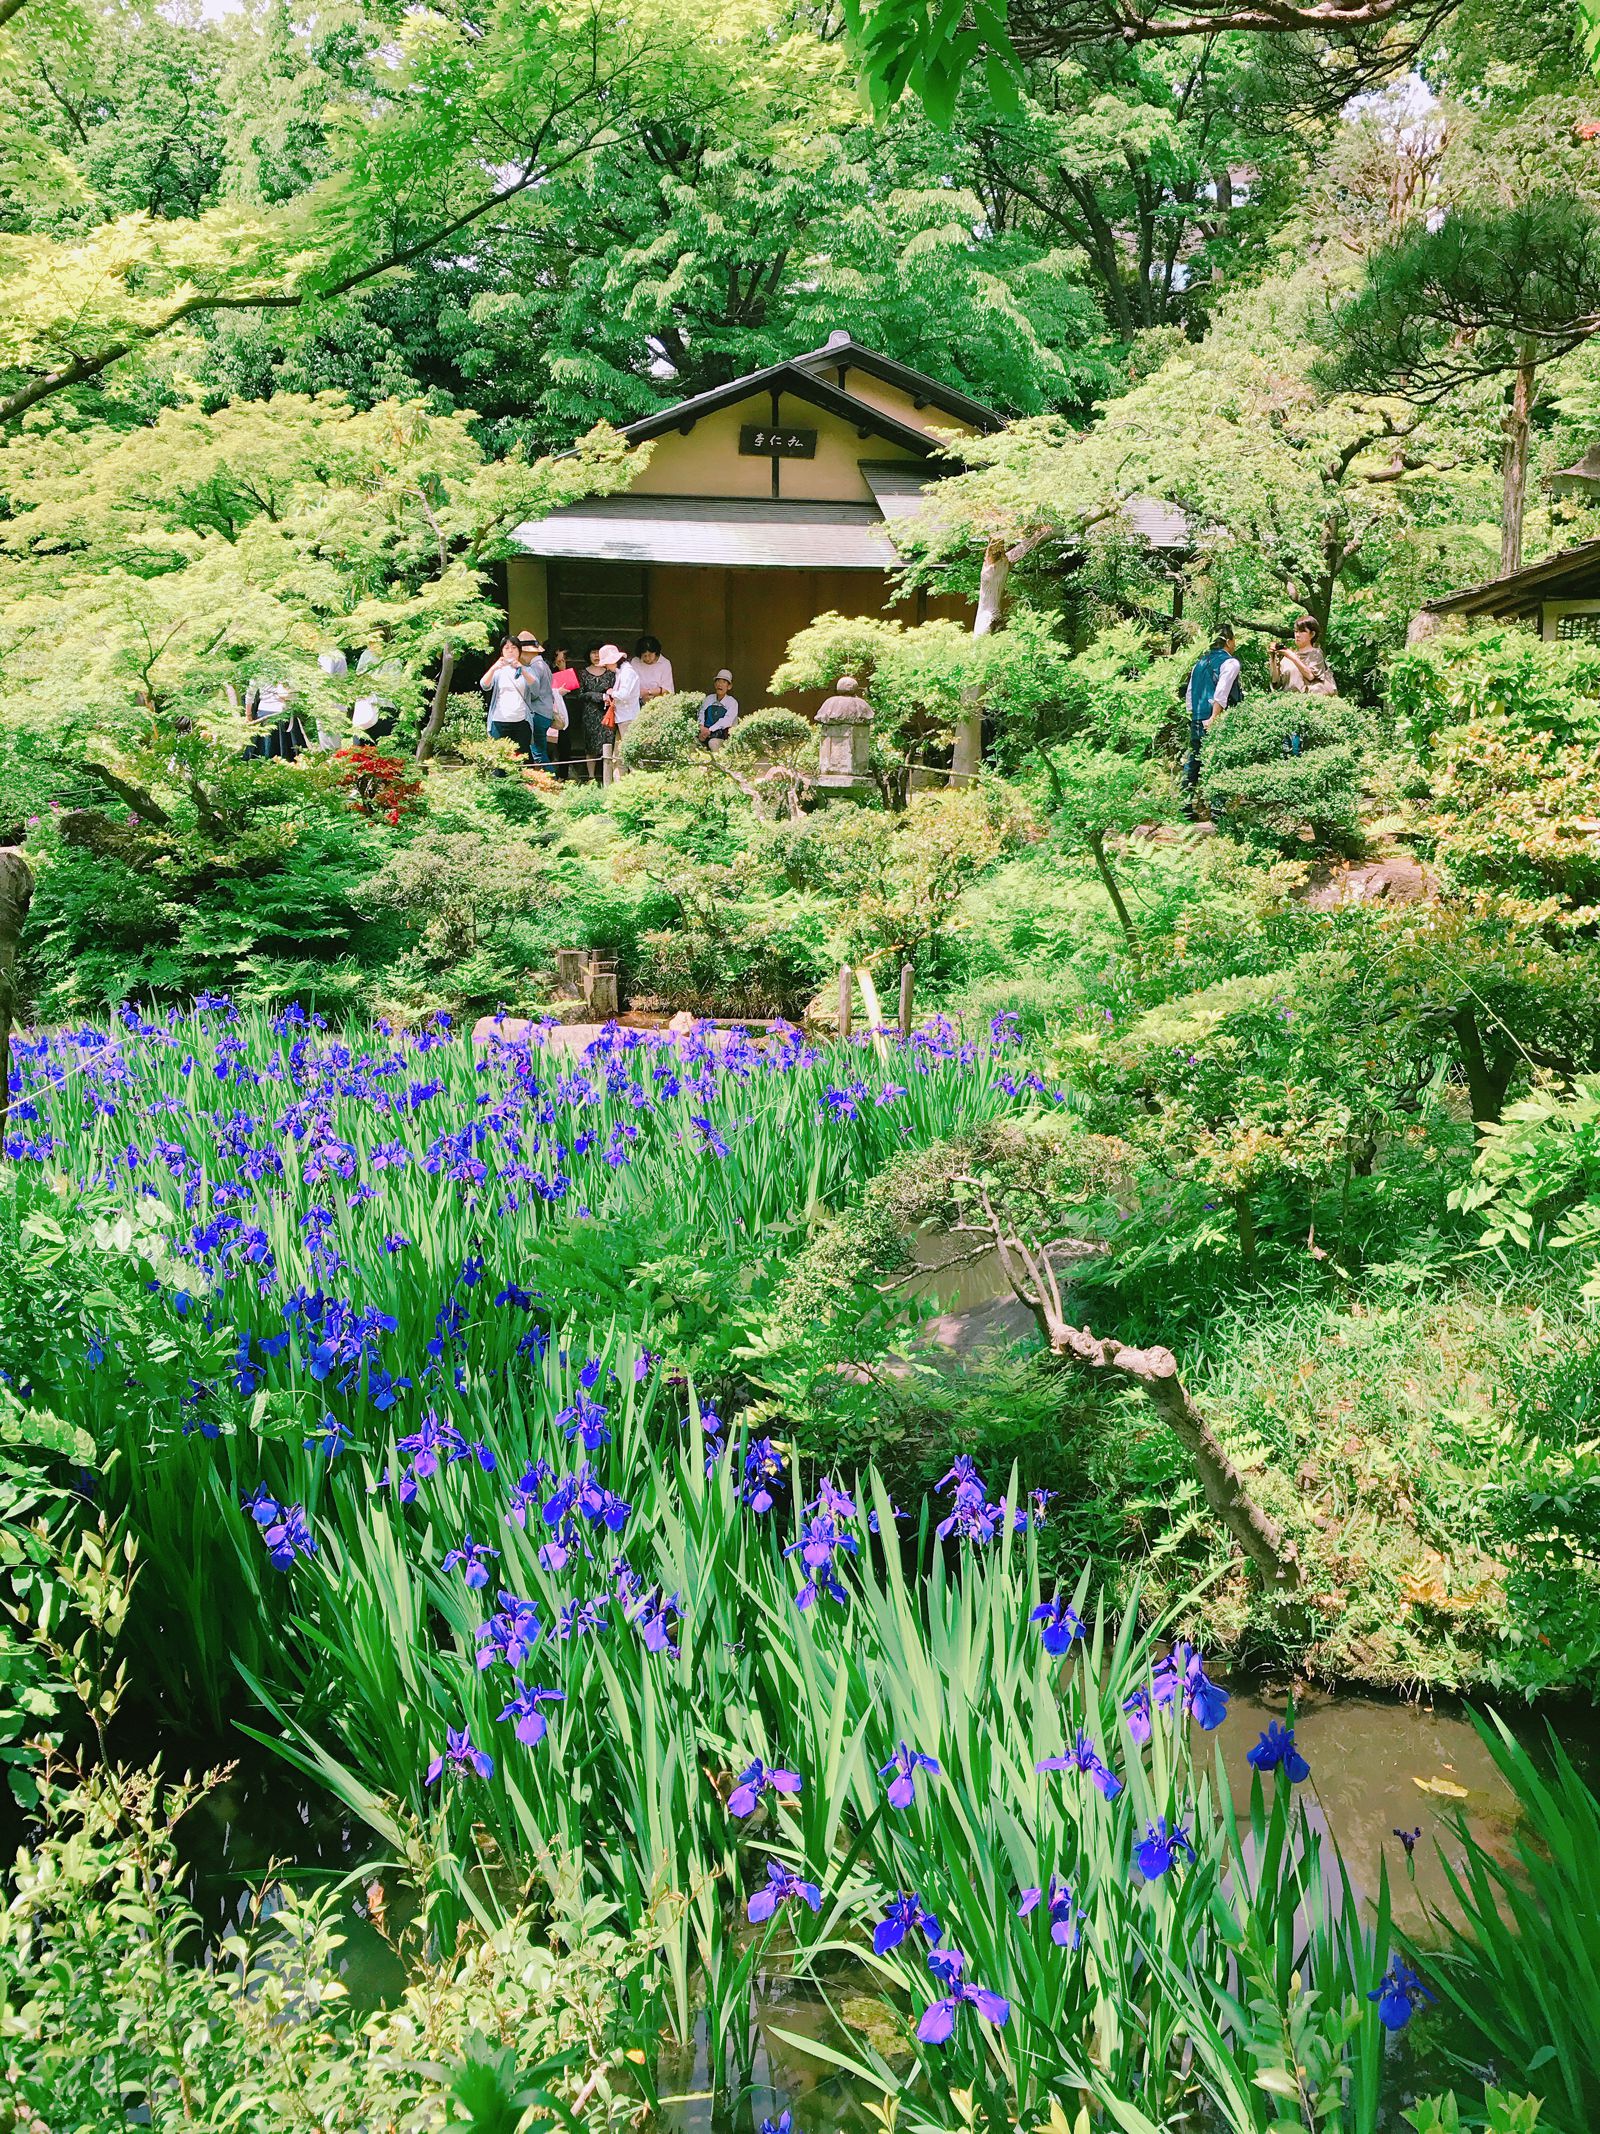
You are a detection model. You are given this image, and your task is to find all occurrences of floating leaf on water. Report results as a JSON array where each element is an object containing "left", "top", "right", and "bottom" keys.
[{"left": 1412, "top": 1775, "right": 1470, "bottom": 1798}]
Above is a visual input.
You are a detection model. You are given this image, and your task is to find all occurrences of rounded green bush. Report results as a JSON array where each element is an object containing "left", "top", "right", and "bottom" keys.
[{"left": 1201, "top": 691, "right": 1372, "bottom": 850}]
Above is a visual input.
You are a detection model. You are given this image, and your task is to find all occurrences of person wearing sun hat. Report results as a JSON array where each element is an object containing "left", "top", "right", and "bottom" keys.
[
  {"left": 599, "top": 642, "right": 640, "bottom": 780},
  {"left": 698, "top": 668, "right": 739, "bottom": 750}
]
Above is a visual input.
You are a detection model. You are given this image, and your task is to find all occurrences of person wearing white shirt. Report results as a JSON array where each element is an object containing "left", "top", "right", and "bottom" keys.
[
  {"left": 633, "top": 636, "right": 675, "bottom": 699},
  {"left": 599, "top": 644, "right": 641, "bottom": 780},
  {"left": 1184, "top": 627, "right": 1241, "bottom": 795},
  {"left": 698, "top": 670, "right": 739, "bottom": 750}
]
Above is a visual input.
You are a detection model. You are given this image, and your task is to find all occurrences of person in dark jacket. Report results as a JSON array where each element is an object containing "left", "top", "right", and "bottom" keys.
[{"left": 1184, "top": 627, "right": 1241, "bottom": 792}]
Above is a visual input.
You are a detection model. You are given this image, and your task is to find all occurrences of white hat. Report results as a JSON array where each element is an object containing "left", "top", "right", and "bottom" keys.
[
  {"left": 715, "top": 668, "right": 733, "bottom": 682},
  {"left": 597, "top": 644, "right": 625, "bottom": 665}
]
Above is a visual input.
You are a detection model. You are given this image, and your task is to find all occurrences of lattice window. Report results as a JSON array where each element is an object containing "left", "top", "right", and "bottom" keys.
[{"left": 1554, "top": 611, "right": 1600, "bottom": 642}]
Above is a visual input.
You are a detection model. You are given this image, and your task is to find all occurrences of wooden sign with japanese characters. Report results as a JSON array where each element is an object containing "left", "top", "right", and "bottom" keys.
[{"left": 739, "top": 425, "right": 817, "bottom": 459}]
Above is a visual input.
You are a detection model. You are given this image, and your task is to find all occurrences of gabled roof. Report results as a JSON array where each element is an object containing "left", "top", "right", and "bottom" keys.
[
  {"left": 1422, "top": 540, "right": 1600, "bottom": 618},
  {"left": 790, "top": 334, "right": 1005, "bottom": 434},
  {"left": 614, "top": 334, "right": 1003, "bottom": 458}
]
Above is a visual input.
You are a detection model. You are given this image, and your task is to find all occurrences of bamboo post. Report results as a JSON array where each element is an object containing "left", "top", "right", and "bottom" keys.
[
  {"left": 838, "top": 964, "right": 853, "bottom": 1042},
  {"left": 898, "top": 960, "right": 914, "bottom": 1041}
]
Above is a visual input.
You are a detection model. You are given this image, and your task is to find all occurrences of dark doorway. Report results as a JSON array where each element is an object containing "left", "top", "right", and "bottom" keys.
[{"left": 548, "top": 561, "right": 647, "bottom": 660}]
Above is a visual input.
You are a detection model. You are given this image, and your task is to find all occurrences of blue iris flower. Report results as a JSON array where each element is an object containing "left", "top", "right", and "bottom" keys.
[
  {"left": 1246, "top": 1721, "right": 1310, "bottom": 1783},
  {"left": 441, "top": 1534, "right": 499, "bottom": 1590},
  {"left": 1030, "top": 1593, "right": 1087, "bottom": 1655},
  {"left": 878, "top": 1740, "right": 940, "bottom": 1810},
  {"left": 728, "top": 1758, "right": 804, "bottom": 1818},
  {"left": 746, "top": 1860, "right": 823, "bottom": 1923},
  {"left": 917, "top": 1948, "right": 1010, "bottom": 2044},
  {"left": 742, "top": 1438, "right": 785, "bottom": 1513},
  {"left": 426, "top": 1725, "right": 494, "bottom": 1784},
  {"left": 1018, "top": 1875, "right": 1086, "bottom": 1948},
  {"left": 784, "top": 1515, "right": 857, "bottom": 1609},
  {"left": 1134, "top": 1816, "right": 1197, "bottom": 1881},
  {"left": 1369, "top": 1962, "right": 1435, "bottom": 2031},
  {"left": 476, "top": 1591, "right": 543, "bottom": 1671},
  {"left": 497, "top": 1681, "right": 565, "bottom": 1746},
  {"left": 1035, "top": 1730, "right": 1123, "bottom": 1800},
  {"left": 873, "top": 1891, "right": 940, "bottom": 1956}
]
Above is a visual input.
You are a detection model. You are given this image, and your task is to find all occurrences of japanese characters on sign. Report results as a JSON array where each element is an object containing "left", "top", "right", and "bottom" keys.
[{"left": 738, "top": 425, "right": 818, "bottom": 459}]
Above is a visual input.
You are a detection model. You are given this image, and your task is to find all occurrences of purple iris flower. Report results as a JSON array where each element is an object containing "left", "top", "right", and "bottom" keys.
[
  {"left": 556, "top": 1386, "right": 610, "bottom": 1452},
  {"left": 1154, "top": 1642, "right": 1230, "bottom": 1731},
  {"left": 1369, "top": 1962, "right": 1435, "bottom": 2031},
  {"left": 879, "top": 1741, "right": 940, "bottom": 1809},
  {"left": 505, "top": 1459, "right": 554, "bottom": 1528},
  {"left": 728, "top": 1759, "right": 804, "bottom": 1818},
  {"left": 441, "top": 1533, "right": 499, "bottom": 1590},
  {"left": 1030, "top": 1593, "right": 1087, "bottom": 1655},
  {"left": 750, "top": 1860, "right": 827, "bottom": 1929},
  {"left": 497, "top": 1681, "right": 565, "bottom": 1745},
  {"left": 426, "top": 1725, "right": 495, "bottom": 1784},
  {"left": 302, "top": 1412, "right": 352, "bottom": 1460},
  {"left": 553, "top": 1598, "right": 608, "bottom": 1640},
  {"left": 742, "top": 1438, "right": 785, "bottom": 1513},
  {"left": 759, "top": 2114, "right": 791, "bottom": 2134},
  {"left": 747, "top": 1859, "right": 823, "bottom": 1923},
  {"left": 1134, "top": 1816, "right": 1197, "bottom": 1881},
  {"left": 785, "top": 1515, "right": 857, "bottom": 1609},
  {"left": 807, "top": 1476, "right": 857, "bottom": 1520},
  {"left": 1035, "top": 1730, "right": 1123, "bottom": 1800},
  {"left": 250, "top": 1496, "right": 315, "bottom": 1569},
  {"left": 476, "top": 1591, "right": 543, "bottom": 1671},
  {"left": 873, "top": 1891, "right": 940, "bottom": 1956},
  {"left": 1018, "top": 1875, "right": 1085, "bottom": 1948},
  {"left": 1246, "top": 1721, "right": 1310, "bottom": 1783},
  {"left": 1394, "top": 1826, "right": 1422, "bottom": 1856},
  {"left": 916, "top": 1948, "right": 1010, "bottom": 2044}
]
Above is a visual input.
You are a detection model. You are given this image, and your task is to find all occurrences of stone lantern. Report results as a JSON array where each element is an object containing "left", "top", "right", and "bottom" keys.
[{"left": 814, "top": 676, "right": 874, "bottom": 795}]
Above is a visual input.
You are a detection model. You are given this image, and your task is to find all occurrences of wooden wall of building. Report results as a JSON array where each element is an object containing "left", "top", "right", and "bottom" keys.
[{"left": 506, "top": 557, "right": 970, "bottom": 714}]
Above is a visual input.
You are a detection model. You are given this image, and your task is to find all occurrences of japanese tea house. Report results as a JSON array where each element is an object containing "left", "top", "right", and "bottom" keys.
[
  {"left": 504, "top": 332, "right": 996, "bottom": 711},
  {"left": 1416, "top": 538, "right": 1600, "bottom": 643}
]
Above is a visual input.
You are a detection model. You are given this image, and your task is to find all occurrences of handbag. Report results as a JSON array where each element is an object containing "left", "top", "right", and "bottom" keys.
[{"left": 602, "top": 702, "right": 617, "bottom": 731}]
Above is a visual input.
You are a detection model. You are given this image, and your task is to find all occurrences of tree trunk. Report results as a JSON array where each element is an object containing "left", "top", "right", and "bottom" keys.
[
  {"left": 953, "top": 537, "right": 1013, "bottom": 783},
  {"left": 1088, "top": 828, "right": 1141, "bottom": 963},
  {"left": 1451, "top": 1003, "right": 1516, "bottom": 1130},
  {"left": 415, "top": 643, "right": 457, "bottom": 765},
  {"left": 958, "top": 1182, "right": 1302, "bottom": 1596},
  {"left": 1233, "top": 1189, "right": 1258, "bottom": 1271},
  {"left": 1499, "top": 347, "right": 1537, "bottom": 578},
  {"left": 0, "top": 850, "right": 34, "bottom": 1138}
]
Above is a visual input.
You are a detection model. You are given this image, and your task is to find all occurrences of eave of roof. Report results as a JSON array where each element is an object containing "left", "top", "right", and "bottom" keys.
[
  {"left": 510, "top": 493, "right": 903, "bottom": 570},
  {"left": 615, "top": 361, "right": 949, "bottom": 461},
  {"left": 1423, "top": 539, "right": 1600, "bottom": 615},
  {"left": 790, "top": 336, "right": 1004, "bottom": 434}
]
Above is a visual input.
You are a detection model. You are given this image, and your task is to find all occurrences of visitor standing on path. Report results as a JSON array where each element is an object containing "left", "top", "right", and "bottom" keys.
[
  {"left": 574, "top": 645, "right": 615, "bottom": 783},
  {"left": 244, "top": 674, "right": 297, "bottom": 760},
  {"left": 601, "top": 643, "right": 640, "bottom": 779},
  {"left": 1270, "top": 616, "right": 1338, "bottom": 696},
  {"left": 481, "top": 637, "right": 536, "bottom": 760},
  {"left": 1184, "top": 627, "right": 1241, "bottom": 794},
  {"left": 634, "top": 636, "right": 674, "bottom": 700},
  {"left": 698, "top": 669, "right": 739, "bottom": 750}
]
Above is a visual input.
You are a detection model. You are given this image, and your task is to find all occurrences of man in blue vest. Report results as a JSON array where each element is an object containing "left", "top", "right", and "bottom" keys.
[{"left": 1185, "top": 627, "right": 1241, "bottom": 797}]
